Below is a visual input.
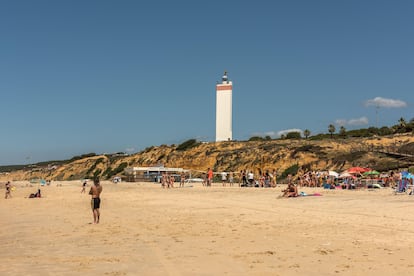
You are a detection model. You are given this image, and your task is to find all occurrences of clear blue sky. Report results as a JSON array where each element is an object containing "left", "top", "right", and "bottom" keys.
[{"left": 1, "top": 0, "right": 413, "bottom": 165}]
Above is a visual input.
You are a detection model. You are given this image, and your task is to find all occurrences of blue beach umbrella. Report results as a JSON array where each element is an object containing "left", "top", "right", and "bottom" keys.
[{"left": 401, "top": 171, "right": 410, "bottom": 178}]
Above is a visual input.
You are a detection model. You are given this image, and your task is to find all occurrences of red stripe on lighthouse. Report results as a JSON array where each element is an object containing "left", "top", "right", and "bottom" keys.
[{"left": 216, "top": 85, "right": 232, "bottom": 91}]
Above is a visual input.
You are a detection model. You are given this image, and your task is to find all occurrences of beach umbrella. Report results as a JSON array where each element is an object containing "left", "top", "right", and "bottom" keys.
[
  {"left": 402, "top": 172, "right": 414, "bottom": 179},
  {"left": 347, "top": 167, "right": 371, "bottom": 174},
  {"left": 328, "top": 170, "right": 339, "bottom": 177},
  {"left": 362, "top": 170, "right": 380, "bottom": 176},
  {"left": 339, "top": 172, "right": 353, "bottom": 178}
]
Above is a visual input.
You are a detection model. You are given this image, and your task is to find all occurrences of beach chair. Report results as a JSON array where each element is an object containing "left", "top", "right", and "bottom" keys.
[{"left": 406, "top": 181, "right": 414, "bottom": 195}]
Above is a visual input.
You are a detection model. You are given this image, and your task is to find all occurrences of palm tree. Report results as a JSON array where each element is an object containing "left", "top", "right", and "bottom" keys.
[
  {"left": 328, "top": 124, "right": 336, "bottom": 138},
  {"left": 393, "top": 117, "right": 408, "bottom": 134},
  {"left": 303, "top": 129, "right": 311, "bottom": 139},
  {"left": 339, "top": 126, "right": 346, "bottom": 138},
  {"left": 398, "top": 117, "right": 407, "bottom": 127}
]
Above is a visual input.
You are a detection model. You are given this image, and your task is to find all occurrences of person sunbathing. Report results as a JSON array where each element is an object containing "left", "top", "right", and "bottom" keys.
[
  {"left": 282, "top": 183, "right": 298, "bottom": 197},
  {"left": 29, "top": 189, "right": 41, "bottom": 198}
]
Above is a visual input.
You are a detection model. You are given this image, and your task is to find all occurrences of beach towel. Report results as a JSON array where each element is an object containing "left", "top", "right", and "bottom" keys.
[{"left": 299, "top": 192, "right": 322, "bottom": 197}]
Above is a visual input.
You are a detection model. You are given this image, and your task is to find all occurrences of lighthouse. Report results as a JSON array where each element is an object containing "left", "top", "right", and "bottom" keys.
[{"left": 216, "top": 71, "right": 232, "bottom": 142}]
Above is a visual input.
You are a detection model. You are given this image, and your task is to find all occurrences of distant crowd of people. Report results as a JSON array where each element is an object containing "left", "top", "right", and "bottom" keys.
[
  {"left": 238, "top": 169, "right": 278, "bottom": 188},
  {"left": 156, "top": 168, "right": 280, "bottom": 188},
  {"left": 294, "top": 170, "right": 408, "bottom": 189},
  {"left": 3, "top": 168, "right": 413, "bottom": 229},
  {"left": 147, "top": 167, "right": 281, "bottom": 189}
]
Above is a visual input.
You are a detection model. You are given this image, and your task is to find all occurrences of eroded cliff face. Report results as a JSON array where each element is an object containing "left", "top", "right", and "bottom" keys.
[{"left": 2, "top": 134, "right": 414, "bottom": 181}]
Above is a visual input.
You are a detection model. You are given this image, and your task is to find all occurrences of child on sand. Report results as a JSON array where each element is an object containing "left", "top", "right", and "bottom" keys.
[
  {"left": 5, "top": 181, "right": 12, "bottom": 199},
  {"left": 81, "top": 181, "right": 87, "bottom": 193}
]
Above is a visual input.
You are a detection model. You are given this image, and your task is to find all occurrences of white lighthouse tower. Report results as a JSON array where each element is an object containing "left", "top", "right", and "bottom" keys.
[{"left": 216, "top": 71, "right": 232, "bottom": 142}]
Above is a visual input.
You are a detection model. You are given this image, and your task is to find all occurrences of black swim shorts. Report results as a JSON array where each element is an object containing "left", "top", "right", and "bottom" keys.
[{"left": 91, "top": 198, "right": 101, "bottom": 209}]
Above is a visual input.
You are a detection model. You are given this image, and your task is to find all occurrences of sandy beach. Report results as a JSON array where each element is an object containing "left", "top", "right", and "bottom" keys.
[{"left": 1, "top": 181, "right": 414, "bottom": 275}]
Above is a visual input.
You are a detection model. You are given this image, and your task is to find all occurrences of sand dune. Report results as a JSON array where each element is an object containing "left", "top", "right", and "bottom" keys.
[{"left": 1, "top": 181, "right": 414, "bottom": 275}]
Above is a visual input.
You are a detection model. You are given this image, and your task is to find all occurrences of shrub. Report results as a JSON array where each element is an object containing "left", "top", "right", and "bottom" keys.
[
  {"left": 93, "top": 169, "right": 102, "bottom": 178},
  {"left": 102, "top": 162, "right": 128, "bottom": 179},
  {"left": 85, "top": 158, "right": 105, "bottom": 177},
  {"left": 69, "top": 153, "right": 97, "bottom": 162},
  {"left": 248, "top": 136, "right": 265, "bottom": 141},
  {"left": 176, "top": 139, "right": 200, "bottom": 151},
  {"left": 143, "top": 146, "right": 154, "bottom": 153},
  {"left": 102, "top": 167, "right": 113, "bottom": 178},
  {"left": 286, "top": 132, "right": 301, "bottom": 139},
  {"left": 280, "top": 164, "right": 299, "bottom": 179},
  {"left": 107, "top": 162, "right": 128, "bottom": 178},
  {"left": 332, "top": 151, "right": 366, "bottom": 163}
]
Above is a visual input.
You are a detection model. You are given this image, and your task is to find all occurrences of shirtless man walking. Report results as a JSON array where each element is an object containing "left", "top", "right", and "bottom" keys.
[{"left": 89, "top": 178, "right": 103, "bottom": 224}]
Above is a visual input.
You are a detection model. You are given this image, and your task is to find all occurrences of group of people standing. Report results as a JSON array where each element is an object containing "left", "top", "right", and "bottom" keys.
[
  {"left": 297, "top": 171, "right": 330, "bottom": 187},
  {"left": 160, "top": 172, "right": 178, "bottom": 188},
  {"left": 239, "top": 169, "right": 278, "bottom": 188},
  {"left": 154, "top": 168, "right": 280, "bottom": 188},
  {"left": 200, "top": 168, "right": 278, "bottom": 188}
]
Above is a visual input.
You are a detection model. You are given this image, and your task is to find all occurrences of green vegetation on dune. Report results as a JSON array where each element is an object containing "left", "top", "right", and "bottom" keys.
[{"left": 1, "top": 118, "right": 414, "bottom": 180}]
